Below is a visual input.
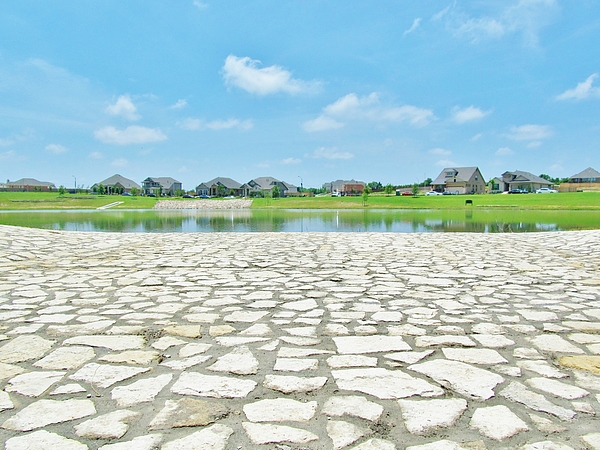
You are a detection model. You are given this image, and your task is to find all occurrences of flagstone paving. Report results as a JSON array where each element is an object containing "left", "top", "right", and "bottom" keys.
[{"left": 0, "top": 224, "right": 599, "bottom": 449}]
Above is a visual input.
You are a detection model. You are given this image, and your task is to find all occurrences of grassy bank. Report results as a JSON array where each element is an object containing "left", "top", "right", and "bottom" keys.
[{"left": 1, "top": 191, "right": 599, "bottom": 211}]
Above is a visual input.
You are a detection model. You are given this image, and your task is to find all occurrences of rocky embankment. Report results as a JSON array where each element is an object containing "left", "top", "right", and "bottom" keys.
[{"left": 154, "top": 199, "right": 252, "bottom": 209}]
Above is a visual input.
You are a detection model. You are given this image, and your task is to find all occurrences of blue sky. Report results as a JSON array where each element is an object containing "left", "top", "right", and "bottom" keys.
[{"left": 1, "top": 1, "right": 599, "bottom": 190}]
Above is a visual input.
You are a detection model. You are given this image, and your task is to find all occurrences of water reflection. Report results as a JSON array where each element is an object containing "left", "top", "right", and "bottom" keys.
[{"left": 0, "top": 209, "right": 597, "bottom": 233}]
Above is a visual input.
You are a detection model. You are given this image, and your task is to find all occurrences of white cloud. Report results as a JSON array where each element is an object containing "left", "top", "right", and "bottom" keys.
[
  {"left": 309, "top": 146, "right": 354, "bottom": 160},
  {"left": 222, "top": 55, "right": 320, "bottom": 95},
  {"left": 471, "top": 133, "right": 483, "bottom": 141},
  {"left": 281, "top": 157, "right": 301, "bottom": 165},
  {"left": 177, "top": 117, "right": 253, "bottom": 131},
  {"left": 556, "top": 74, "right": 600, "bottom": 101},
  {"left": 432, "top": 3, "right": 455, "bottom": 21},
  {"left": 429, "top": 148, "right": 452, "bottom": 156},
  {"left": 88, "top": 152, "right": 103, "bottom": 159},
  {"left": 45, "top": 144, "right": 67, "bottom": 154},
  {"left": 506, "top": 124, "right": 552, "bottom": 141},
  {"left": 0, "top": 150, "right": 16, "bottom": 161},
  {"left": 451, "top": 105, "right": 491, "bottom": 124},
  {"left": 304, "top": 92, "right": 434, "bottom": 132},
  {"left": 105, "top": 95, "right": 140, "bottom": 121},
  {"left": 94, "top": 126, "right": 167, "bottom": 145},
  {"left": 170, "top": 99, "right": 188, "bottom": 109},
  {"left": 527, "top": 141, "right": 542, "bottom": 148},
  {"left": 495, "top": 147, "right": 514, "bottom": 156},
  {"left": 446, "top": 0, "right": 559, "bottom": 46},
  {"left": 193, "top": 1, "right": 208, "bottom": 9},
  {"left": 111, "top": 158, "right": 128, "bottom": 168},
  {"left": 0, "top": 138, "right": 14, "bottom": 147},
  {"left": 403, "top": 18, "right": 422, "bottom": 36},
  {"left": 435, "top": 159, "right": 458, "bottom": 167}
]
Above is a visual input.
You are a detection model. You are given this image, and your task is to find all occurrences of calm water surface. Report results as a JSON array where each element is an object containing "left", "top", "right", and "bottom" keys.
[{"left": 1, "top": 209, "right": 599, "bottom": 233}]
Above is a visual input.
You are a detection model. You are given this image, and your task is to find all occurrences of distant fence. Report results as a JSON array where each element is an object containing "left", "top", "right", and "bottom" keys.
[{"left": 559, "top": 182, "right": 600, "bottom": 192}]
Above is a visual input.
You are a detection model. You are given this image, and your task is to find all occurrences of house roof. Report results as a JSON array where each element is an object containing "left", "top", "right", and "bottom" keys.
[
  {"left": 502, "top": 170, "right": 551, "bottom": 185},
  {"left": 244, "top": 177, "right": 297, "bottom": 192},
  {"left": 432, "top": 167, "right": 481, "bottom": 185},
  {"left": 145, "top": 177, "right": 181, "bottom": 189},
  {"left": 202, "top": 177, "right": 242, "bottom": 189},
  {"left": 6, "top": 178, "right": 55, "bottom": 187},
  {"left": 96, "top": 174, "right": 140, "bottom": 189},
  {"left": 570, "top": 167, "right": 600, "bottom": 179}
]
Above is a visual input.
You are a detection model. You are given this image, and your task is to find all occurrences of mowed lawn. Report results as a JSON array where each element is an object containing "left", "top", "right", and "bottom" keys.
[{"left": 0, "top": 191, "right": 599, "bottom": 211}]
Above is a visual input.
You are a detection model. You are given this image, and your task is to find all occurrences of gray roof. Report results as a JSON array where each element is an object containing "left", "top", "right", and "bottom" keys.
[
  {"left": 570, "top": 167, "right": 600, "bottom": 179},
  {"left": 502, "top": 170, "right": 551, "bottom": 185},
  {"left": 6, "top": 178, "right": 55, "bottom": 187},
  {"left": 201, "top": 177, "right": 242, "bottom": 189},
  {"left": 96, "top": 174, "right": 140, "bottom": 189},
  {"left": 146, "top": 177, "right": 181, "bottom": 189},
  {"left": 432, "top": 167, "right": 481, "bottom": 185}
]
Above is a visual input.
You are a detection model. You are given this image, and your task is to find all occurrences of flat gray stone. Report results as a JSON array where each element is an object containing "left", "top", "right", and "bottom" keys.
[
  {"left": 149, "top": 398, "right": 229, "bottom": 430},
  {"left": 350, "top": 438, "right": 397, "bottom": 450},
  {"left": 162, "top": 423, "right": 233, "bottom": 450},
  {"left": 529, "top": 335, "right": 585, "bottom": 354},
  {"left": 398, "top": 398, "right": 468, "bottom": 434},
  {"left": 70, "top": 363, "right": 150, "bottom": 388},
  {"left": 442, "top": 348, "right": 508, "bottom": 365},
  {"left": 2, "top": 399, "right": 96, "bottom": 431},
  {"left": 526, "top": 377, "right": 589, "bottom": 399},
  {"left": 98, "top": 434, "right": 163, "bottom": 450},
  {"left": 34, "top": 346, "right": 95, "bottom": 369},
  {"left": 74, "top": 410, "right": 141, "bottom": 439},
  {"left": 0, "top": 335, "right": 55, "bottom": 363},
  {"left": 581, "top": 433, "right": 600, "bottom": 449},
  {"left": 500, "top": 381, "right": 576, "bottom": 420},
  {"left": 207, "top": 345, "right": 259, "bottom": 375},
  {"left": 64, "top": 335, "right": 145, "bottom": 350},
  {"left": 242, "top": 422, "right": 318, "bottom": 445},
  {"left": 406, "top": 440, "right": 468, "bottom": 450},
  {"left": 470, "top": 405, "right": 529, "bottom": 441},
  {"left": 322, "top": 395, "right": 384, "bottom": 421},
  {"left": 244, "top": 398, "right": 317, "bottom": 422},
  {"left": 264, "top": 375, "right": 327, "bottom": 393},
  {"left": 327, "top": 420, "right": 365, "bottom": 450},
  {"left": 111, "top": 373, "right": 173, "bottom": 406},
  {"left": 415, "top": 335, "right": 476, "bottom": 348},
  {"left": 5, "top": 371, "right": 65, "bottom": 397},
  {"left": 333, "top": 335, "right": 411, "bottom": 354},
  {"left": 0, "top": 390, "right": 14, "bottom": 411},
  {"left": 171, "top": 371, "right": 257, "bottom": 398},
  {"left": 409, "top": 359, "right": 504, "bottom": 400},
  {"left": 5, "top": 430, "right": 88, "bottom": 450}
]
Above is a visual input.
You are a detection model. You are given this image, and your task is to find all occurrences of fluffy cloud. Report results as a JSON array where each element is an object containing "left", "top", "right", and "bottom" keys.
[
  {"left": 105, "top": 95, "right": 140, "bottom": 121},
  {"left": 506, "top": 124, "right": 552, "bottom": 141},
  {"left": 193, "top": 1, "right": 208, "bottom": 9},
  {"left": 451, "top": 105, "right": 491, "bottom": 124},
  {"left": 403, "top": 18, "right": 422, "bottom": 36},
  {"left": 309, "top": 147, "right": 354, "bottom": 160},
  {"left": 435, "top": 159, "right": 458, "bottom": 167},
  {"left": 0, "top": 150, "right": 16, "bottom": 161},
  {"left": 429, "top": 148, "right": 452, "bottom": 156},
  {"left": 94, "top": 126, "right": 167, "bottom": 145},
  {"left": 111, "top": 158, "right": 128, "bottom": 167},
  {"left": 281, "top": 157, "right": 301, "bottom": 165},
  {"left": 88, "top": 152, "right": 103, "bottom": 159},
  {"left": 0, "top": 138, "right": 14, "bottom": 147},
  {"left": 170, "top": 99, "right": 188, "bottom": 109},
  {"left": 45, "top": 144, "right": 67, "bottom": 154},
  {"left": 495, "top": 147, "right": 514, "bottom": 156},
  {"left": 303, "top": 93, "right": 434, "bottom": 132},
  {"left": 177, "top": 118, "right": 253, "bottom": 131},
  {"left": 222, "top": 55, "right": 320, "bottom": 95},
  {"left": 556, "top": 74, "right": 600, "bottom": 101}
]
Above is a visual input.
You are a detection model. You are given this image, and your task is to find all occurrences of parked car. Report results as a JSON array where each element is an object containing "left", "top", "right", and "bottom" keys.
[
  {"left": 401, "top": 191, "right": 413, "bottom": 196},
  {"left": 425, "top": 191, "right": 442, "bottom": 196},
  {"left": 146, "top": 193, "right": 157, "bottom": 197},
  {"left": 182, "top": 194, "right": 194, "bottom": 198},
  {"left": 121, "top": 192, "right": 132, "bottom": 196},
  {"left": 332, "top": 192, "right": 342, "bottom": 197},
  {"left": 198, "top": 194, "right": 210, "bottom": 199},
  {"left": 508, "top": 189, "right": 527, "bottom": 194},
  {"left": 536, "top": 188, "right": 558, "bottom": 194}
]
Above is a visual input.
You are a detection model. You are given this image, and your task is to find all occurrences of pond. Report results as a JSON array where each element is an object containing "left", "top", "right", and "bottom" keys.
[{"left": 1, "top": 209, "right": 599, "bottom": 233}]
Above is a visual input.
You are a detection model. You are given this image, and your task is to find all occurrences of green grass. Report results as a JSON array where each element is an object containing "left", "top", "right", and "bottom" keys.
[{"left": 1, "top": 191, "right": 599, "bottom": 211}]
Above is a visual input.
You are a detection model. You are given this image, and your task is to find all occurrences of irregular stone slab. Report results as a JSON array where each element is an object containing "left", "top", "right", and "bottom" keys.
[
  {"left": 322, "top": 395, "right": 384, "bottom": 421},
  {"left": 46, "top": 320, "right": 115, "bottom": 336},
  {"left": 164, "top": 324, "right": 202, "bottom": 338},
  {"left": 521, "top": 441, "right": 575, "bottom": 450},
  {"left": 384, "top": 351, "right": 434, "bottom": 364},
  {"left": 470, "top": 405, "right": 528, "bottom": 440},
  {"left": 160, "top": 354, "right": 211, "bottom": 370},
  {"left": 6, "top": 371, "right": 65, "bottom": 397},
  {"left": 242, "top": 422, "right": 318, "bottom": 445},
  {"left": 442, "top": 348, "right": 508, "bottom": 365},
  {"left": 264, "top": 375, "right": 327, "bottom": 393},
  {"left": 99, "top": 350, "right": 160, "bottom": 365},
  {"left": 518, "top": 310, "right": 559, "bottom": 321},
  {"left": 98, "top": 434, "right": 163, "bottom": 450},
  {"left": 581, "top": 433, "right": 600, "bottom": 449},
  {"left": 151, "top": 336, "right": 186, "bottom": 350},
  {"left": 240, "top": 323, "right": 274, "bottom": 336},
  {"left": 558, "top": 355, "right": 600, "bottom": 374},
  {"left": 50, "top": 383, "right": 86, "bottom": 395},
  {"left": 0, "top": 335, "right": 55, "bottom": 363},
  {"left": 75, "top": 410, "right": 141, "bottom": 439},
  {"left": 277, "top": 347, "right": 334, "bottom": 358},
  {"left": 2, "top": 399, "right": 96, "bottom": 431},
  {"left": 327, "top": 355, "right": 378, "bottom": 368},
  {"left": 333, "top": 335, "right": 411, "bottom": 354},
  {"left": 162, "top": 423, "right": 233, "bottom": 450},
  {"left": 274, "top": 357, "right": 318, "bottom": 372},
  {"left": 528, "top": 413, "right": 568, "bottom": 433},
  {"left": 184, "top": 313, "right": 220, "bottom": 323},
  {"left": 179, "top": 343, "right": 212, "bottom": 357},
  {"left": 562, "top": 321, "right": 600, "bottom": 333},
  {"left": 409, "top": 360, "right": 504, "bottom": 400},
  {"left": 529, "top": 335, "right": 584, "bottom": 354},
  {"left": 70, "top": 363, "right": 150, "bottom": 388},
  {"left": 207, "top": 345, "right": 259, "bottom": 375},
  {"left": 351, "top": 438, "right": 397, "bottom": 450},
  {"left": 406, "top": 440, "right": 468, "bottom": 450},
  {"left": 244, "top": 398, "right": 317, "bottom": 422},
  {"left": 5, "top": 430, "right": 88, "bottom": 450},
  {"left": 415, "top": 335, "right": 476, "bottom": 348},
  {"left": 214, "top": 336, "right": 269, "bottom": 347},
  {"left": 398, "top": 398, "right": 468, "bottom": 435},
  {"left": 279, "top": 336, "right": 321, "bottom": 346},
  {"left": 0, "top": 362, "right": 26, "bottom": 381},
  {"left": 281, "top": 299, "right": 318, "bottom": 311},
  {"left": 34, "top": 346, "right": 95, "bottom": 370},
  {"left": 64, "top": 335, "right": 145, "bottom": 350},
  {"left": 327, "top": 420, "right": 365, "bottom": 450},
  {"left": 471, "top": 334, "right": 515, "bottom": 348},
  {"left": 517, "top": 360, "right": 567, "bottom": 378},
  {"left": 332, "top": 368, "right": 444, "bottom": 399},
  {"left": 499, "top": 381, "right": 576, "bottom": 420},
  {"left": 572, "top": 369, "right": 600, "bottom": 391},
  {"left": 526, "top": 377, "right": 589, "bottom": 399},
  {"left": 149, "top": 398, "right": 229, "bottom": 430},
  {"left": 0, "top": 390, "right": 14, "bottom": 411},
  {"left": 171, "top": 372, "right": 257, "bottom": 398},
  {"left": 223, "top": 310, "right": 268, "bottom": 322},
  {"left": 111, "top": 373, "right": 173, "bottom": 406}
]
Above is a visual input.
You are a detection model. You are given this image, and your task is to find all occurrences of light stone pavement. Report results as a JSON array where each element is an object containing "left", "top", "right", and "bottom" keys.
[{"left": 0, "top": 224, "right": 599, "bottom": 450}]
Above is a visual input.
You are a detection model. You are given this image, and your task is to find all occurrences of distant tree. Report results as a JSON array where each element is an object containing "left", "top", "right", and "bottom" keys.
[
  {"left": 384, "top": 184, "right": 394, "bottom": 196},
  {"left": 367, "top": 181, "right": 382, "bottom": 191},
  {"left": 411, "top": 183, "right": 420, "bottom": 196},
  {"left": 98, "top": 184, "right": 106, "bottom": 195},
  {"left": 217, "top": 185, "right": 226, "bottom": 197},
  {"left": 362, "top": 186, "right": 371, "bottom": 206},
  {"left": 272, "top": 185, "right": 281, "bottom": 198},
  {"left": 58, "top": 185, "right": 66, "bottom": 196},
  {"left": 422, "top": 178, "right": 433, "bottom": 187},
  {"left": 174, "top": 189, "right": 185, "bottom": 197},
  {"left": 130, "top": 187, "right": 139, "bottom": 196}
]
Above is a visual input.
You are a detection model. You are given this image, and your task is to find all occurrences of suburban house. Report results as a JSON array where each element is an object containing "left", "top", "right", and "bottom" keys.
[
  {"left": 3, "top": 178, "right": 56, "bottom": 192},
  {"left": 142, "top": 177, "right": 182, "bottom": 196},
  {"left": 92, "top": 174, "right": 141, "bottom": 194},
  {"left": 196, "top": 177, "right": 245, "bottom": 197},
  {"left": 499, "top": 171, "right": 552, "bottom": 193},
  {"left": 560, "top": 167, "right": 600, "bottom": 192},
  {"left": 324, "top": 179, "right": 365, "bottom": 194},
  {"left": 243, "top": 176, "right": 298, "bottom": 197},
  {"left": 431, "top": 167, "right": 485, "bottom": 194}
]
